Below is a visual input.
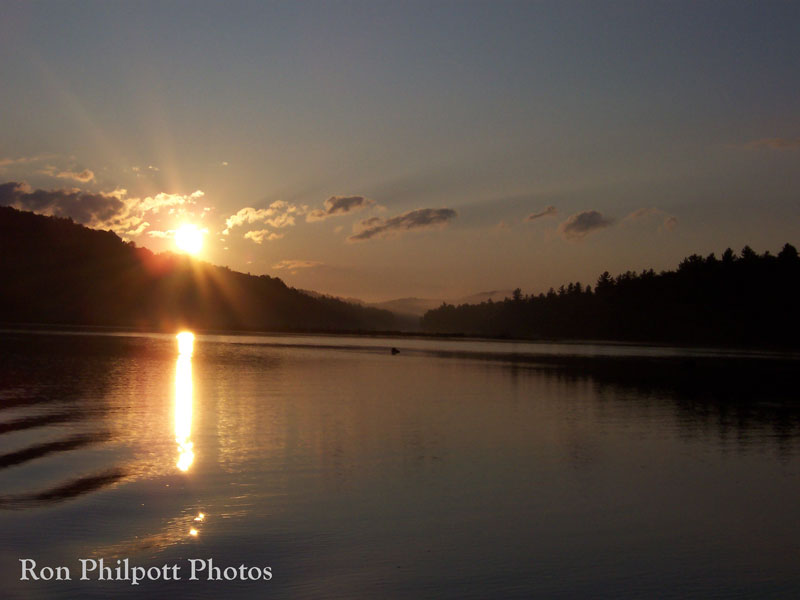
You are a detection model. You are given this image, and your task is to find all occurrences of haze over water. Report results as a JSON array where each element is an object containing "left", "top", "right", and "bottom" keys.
[{"left": 1, "top": 330, "right": 799, "bottom": 599}]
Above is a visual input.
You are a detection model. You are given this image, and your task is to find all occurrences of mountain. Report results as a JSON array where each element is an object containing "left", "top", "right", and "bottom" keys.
[
  {"left": 0, "top": 207, "right": 396, "bottom": 333},
  {"left": 299, "top": 289, "right": 366, "bottom": 306},
  {"left": 368, "top": 297, "right": 441, "bottom": 318},
  {"left": 368, "top": 290, "right": 515, "bottom": 317}
]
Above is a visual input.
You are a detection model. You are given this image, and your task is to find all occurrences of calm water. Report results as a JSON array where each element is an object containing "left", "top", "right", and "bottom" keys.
[{"left": 1, "top": 330, "right": 799, "bottom": 599}]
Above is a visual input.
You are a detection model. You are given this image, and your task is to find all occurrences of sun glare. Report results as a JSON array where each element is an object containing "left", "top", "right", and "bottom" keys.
[{"left": 174, "top": 224, "right": 204, "bottom": 255}]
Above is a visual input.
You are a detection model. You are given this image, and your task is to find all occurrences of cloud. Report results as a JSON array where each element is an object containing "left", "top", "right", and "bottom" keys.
[
  {"left": 525, "top": 205, "right": 557, "bottom": 222},
  {"left": 306, "top": 195, "right": 374, "bottom": 222},
  {"left": 0, "top": 181, "right": 205, "bottom": 236},
  {"left": 625, "top": 207, "right": 659, "bottom": 220},
  {"left": 136, "top": 190, "right": 204, "bottom": 214},
  {"left": 624, "top": 207, "right": 678, "bottom": 232},
  {"left": 146, "top": 230, "right": 173, "bottom": 239},
  {"left": 40, "top": 165, "right": 95, "bottom": 182},
  {"left": 348, "top": 207, "right": 457, "bottom": 242},
  {"left": 0, "top": 181, "right": 125, "bottom": 227},
  {"left": 272, "top": 259, "right": 323, "bottom": 270},
  {"left": 54, "top": 168, "right": 95, "bottom": 183},
  {"left": 244, "top": 229, "right": 284, "bottom": 244},
  {"left": 125, "top": 221, "right": 150, "bottom": 236},
  {"left": 0, "top": 154, "right": 51, "bottom": 168},
  {"left": 745, "top": 137, "right": 800, "bottom": 150},
  {"left": 265, "top": 212, "right": 296, "bottom": 229},
  {"left": 223, "top": 201, "right": 301, "bottom": 235},
  {"left": 110, "top": 190, "right": 204, "bottom": 234},
  {"left": 557, "top": 210, "right": 613, "bottom": 240}
]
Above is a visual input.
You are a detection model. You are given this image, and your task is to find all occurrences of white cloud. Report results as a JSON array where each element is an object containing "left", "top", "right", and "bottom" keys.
[
  {"left": 244, "top": 229, "right": 284, "bottom": 244},
  {"left": 223, "top": 201, "right": 302, "bottom": 236},
  {"left": 146, "top": 230, "right": 174, "bottom": 239},
  {"left": 136, "top": 190, "right": 204, "bottom": 214},
  {"left": 125, "top": 221, "right": 150, "bottom": 236}
]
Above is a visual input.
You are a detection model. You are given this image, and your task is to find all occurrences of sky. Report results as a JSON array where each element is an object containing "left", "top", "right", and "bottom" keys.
[{"left": 1, "top": 1, "right": 799, "bottom": 302}]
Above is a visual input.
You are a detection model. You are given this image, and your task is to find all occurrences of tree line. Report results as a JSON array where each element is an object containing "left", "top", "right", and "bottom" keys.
[{"left": 421, "top": 244, "right": 800, "bottom": 347}]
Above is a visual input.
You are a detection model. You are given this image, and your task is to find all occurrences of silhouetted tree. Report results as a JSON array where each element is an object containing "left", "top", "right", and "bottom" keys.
[
  {"left": 779, "top": 243, "right": 798, "bottom": 261},
  {"left": 421, "top": 241, "right": 800, "bottom": 347},
  {"left": 722, "top": 248, "right": 736, "bottom": 264}
]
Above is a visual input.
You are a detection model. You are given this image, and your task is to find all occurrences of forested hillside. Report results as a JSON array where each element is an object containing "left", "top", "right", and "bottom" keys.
[{"left": 0, "top": 207, "right": 395, "bottom": 332}]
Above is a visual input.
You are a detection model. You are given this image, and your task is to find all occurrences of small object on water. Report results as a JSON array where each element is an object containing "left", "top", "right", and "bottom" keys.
[{"left": 391, "top": 347, "right": 400, "bottom": 355}]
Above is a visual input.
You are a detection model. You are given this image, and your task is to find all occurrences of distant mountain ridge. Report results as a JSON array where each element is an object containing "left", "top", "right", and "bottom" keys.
[
  {"left": 0, "top": 207, "right": 396, "bottom": 333},
  {"left": 368, "top": 290, "right": 516, "bottom": 317},
  {"left": 298, "top": 290, "right": 517, "bottom": 319}
]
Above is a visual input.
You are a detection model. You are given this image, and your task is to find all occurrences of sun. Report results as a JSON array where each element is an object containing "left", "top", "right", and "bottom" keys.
[{"left": 174, "top": 224, "right": 204, "bottom": 255}]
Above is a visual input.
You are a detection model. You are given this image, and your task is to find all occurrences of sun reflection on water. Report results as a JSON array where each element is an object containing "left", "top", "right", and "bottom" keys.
[
  {"left": 175, "top": 332, "right": 195, "bottom": 472},
  {"left": 177, "top": 331, "right": 195, "bottom": 357}
]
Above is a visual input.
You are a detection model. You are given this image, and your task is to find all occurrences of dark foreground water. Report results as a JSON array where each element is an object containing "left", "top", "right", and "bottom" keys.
[{"left": 0, "top": 330, "right": 799, "bottom": 599}]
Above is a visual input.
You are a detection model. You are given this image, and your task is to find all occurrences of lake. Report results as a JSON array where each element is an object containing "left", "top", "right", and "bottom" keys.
[{"left": 1, "top": 329, "right": 799, "bottom": 599}]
